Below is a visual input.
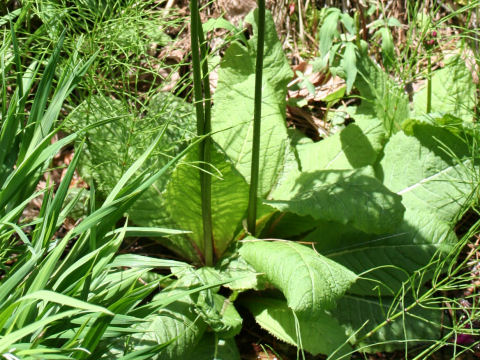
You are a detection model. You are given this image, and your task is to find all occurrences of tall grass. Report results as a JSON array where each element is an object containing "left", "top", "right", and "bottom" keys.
[{"left": 0, "top": 21, "right": 219, "bottom": 359}]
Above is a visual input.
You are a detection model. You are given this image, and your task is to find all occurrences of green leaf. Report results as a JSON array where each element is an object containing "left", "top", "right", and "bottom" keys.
[
  {"left": 108, "top": 254, "right": 186, "bottom": 269},
  {"left": 261, "top": 212, "right": 318, "bottom": 239},
  {"left": 67, "top": 92, "right": 196, "bottom": 229},
  {"left": 378, "top": 27, "right": 394, "bottom": 68},
  {"left": 212, "top": 10, "right": 293, "bottom": 196},
  {"left": 0, "top": 310, "right": 79, "bottom": 353},
  {"left": 210, "top": 294, "right": 242, "bottom": 338},
  {"left": 296, "top": 117, "right": 385, "bottom": 172},
  {"left": 378, "top": 124, "right": 474, "bottom": 221},
  {"left": 341, "top": 42, "right": 357, "bottom": 93},
  {"left": 216, "top": 247, "right": 266, "bottom": 291},
  {"left": 165, "top": 144, "right": 249, "bottom": 259},
  {"left": 310, "top": 123, "right": 474, "bottom": 294},
  {"left": 166, "top": 267, "right": 241, "bottom": 338},
  {"left": 354, "top": 56, "right": 409, "bottom": 135},
  {"left": 319, "top": 8, "right": 341, "bottom": 58},
  {"left": 127, "top": 300, "right": 207, "bottom": 360},
  {"left": 189, "top": 334, "right": 241, "bottom": 360},
  {"left": 240, "top": 239, "right": 357, "bottom": 314},
  {"left": 309, "top": 212, "right": 457, "bottom": 295},
  {"left": 243, "top": 297, "right": 352, "bottom": 358},
  {"left": 332, "top": 294, "right": 443, "bottom": 353},
  {"left": 413, "top": 55, "right": 476, "bottom": 122},
  {"left": 18, "top": 290, "right": 113, "bottom": 315},
  {"left": 266, "top": 167, "right": 405, "bottom": 234}
]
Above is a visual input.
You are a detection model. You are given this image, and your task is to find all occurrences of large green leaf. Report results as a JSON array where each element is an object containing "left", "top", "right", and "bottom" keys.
[
  {"left": 309, "top": 123, "right": 476, "bottom": 294},
  {"left": 308, "top": 212, "right": 457, "bottom": 295},
  {"left": 165, "top": 144, "right": 249, "bottom": 259},
  {"left": 243, "top": 297, "right": 352, "bottom": 358},
  {"left": 240, "top": 239, "right": 357, "bottom": 315},
  {"left": 215, "top": 246, "right": 267, "bottom": 291},
  {"left": 66, "top": 93, "right": 199, "bottom": 260},
  {"left": 212, "top": 10, "right": 293, "bottom": 196},
  {"left": 127, "top": 300, "right": 206, "bottom": 360},
  {"left": 379, "top": 124, "right": 475, "bottom": 222},
  {"left": 67, "top": 93, "right": 195, "bottom": 223},
  {"left": 296, "top": 117, "right": 385, "bottom": 172},
  {"left": 266, "top": 167, "right": 405, "bottom": 234},
  {"left": 413, "top": 55, "right": 476, "bottom": 122},
  {"left": 167, "top": 266, "right": 242, "bottom": 338},
  {"left": 189, "top": 334, "right": 240, "bottom": 360},
  {"left": 332, "top": 294, "right": 443, "bottom": 353}
]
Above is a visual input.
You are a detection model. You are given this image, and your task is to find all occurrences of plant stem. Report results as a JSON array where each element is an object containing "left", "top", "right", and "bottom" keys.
[
  {"left": 190, "top": 0, "right": 213, "bottom": 266},
  {"left": 197, "top": 10, "right": 214, "bottom": 266},
  {"left": 427, "top": 54, "right": 432, "bottom": 113},
  {"left": 247, "top": 0, "right": 266, "bottom": 235}
]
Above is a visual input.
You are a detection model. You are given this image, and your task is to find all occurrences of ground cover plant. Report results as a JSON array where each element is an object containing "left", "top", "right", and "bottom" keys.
[{"left": 1, "top": 0, "right": 480, "bottom": 359}]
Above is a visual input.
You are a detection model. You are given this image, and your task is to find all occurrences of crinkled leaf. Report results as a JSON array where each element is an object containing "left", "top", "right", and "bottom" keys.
[
  {"left": 332, "top": 294, "right": 443, "bottom": 353},
  {"left": 413, "top": 55, "right": 476, "bottom": 122},
  {"left": 165, "top": 144, "right": 249, "bottom": 258},
  {"left": 378, "top": 124, "right": 475, "bottom": 221},
  {"left": 190, "top": 334, "right": 240, "bottom": 360},
  {"left": 309, "top": 211, "right": 457, "bottom": 295},
  {"left": 167, "top": 267, "right": 241, "bottom": 338},
  {"left": 212, "top": 10, "right": 293, "bottom": 196},
  {"left": 266, "top": 167, "right": 405, "bottom": 234},
  {"left": 67, "top": 94, "right": 195, "bottom": 210},
  {"left": 310, "top": 123, "right": 474, "bottom": 295},
  {"left": 66, "top": 93, "right": 199, "bottom": 261},
  {"left": 240, "top": 239, "right": 357, "bottom": 314},
  {"left": 243, "top": 297, "right": 352, "bottom": 358},
  {"left": 210, "top": 294, "right": 242, "bottom": 338},
  {"left": 128, "top": 300, "right": 206, "bottom": 360},
  {"left": 297, "top": 117, "right": 385, "bottom": 172},
  {"left": 216, "top": 247, "right": 266, "bottom": 291}
]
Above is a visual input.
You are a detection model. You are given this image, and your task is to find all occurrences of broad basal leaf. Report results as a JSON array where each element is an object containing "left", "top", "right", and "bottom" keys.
[
  {"left": 413, "top": 55, "right": 476, "bottom": 122},
  {"left": 189, "top": 334, "right": 241, "bottom": 360},
  {"left": 165, "top": 144, "right": 249, "bottom": 259},
  {"left": 308, "top": 212, "right": 457, "bottom": 295},
  {"left": 379, "top": 123, "right": 475, "bottom": 222},
  {"left": 266, "top": 167, "right": 405, "bottom": 234},
  {"left": 296, "top": 116, "right": 385, "bottom": 172},
  {"left": 311, "top": 122, "right": 475, "bottom": 295},
  {"left": 216, "top": 245, "right": 267, "bottom": 291},
  {"left": 243, "top": 297, "right": 352, "bottom": 359},
  {"left": 332, "top": 294, "right": 443, "bottom": 353},
  {"left": 66, "top": 93, "right": 199, "bottom": 261},
  {"left": 68, "top": 93, "right": 195, "bottom": 219},
  {"left": 128, "top": 300, "right": 206, "bottom": 360},
  {"left": 169, "top": 267, "right": 241, "bottom": 338},
  {"left": 212, "top": 10, "right": 293, "bottom": 196},
  {"left": 240, "top": 239, "right": 357, "bottom": 315}
]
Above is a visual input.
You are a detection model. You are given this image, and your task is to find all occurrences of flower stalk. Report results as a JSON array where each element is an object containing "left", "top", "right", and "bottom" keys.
[
  {"left": 190, "top": 0, "right": 213, "bottom": 266},
  {"left": 247, "top": 0, "right": 266, "bottom": 235}
]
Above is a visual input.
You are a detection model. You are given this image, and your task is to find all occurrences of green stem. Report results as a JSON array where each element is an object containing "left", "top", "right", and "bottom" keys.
[
  {"left": 190, "top": 0, "right": 213, "bottom": 266},
  {"left": 426, "top": 54, "right": 432, "bottom": 113},
  {"left": 247, "top": 0, "right": 266, "bottom": 235},
  {"left": 197, "top": 10, "right": 214, "bottom": 266}
]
